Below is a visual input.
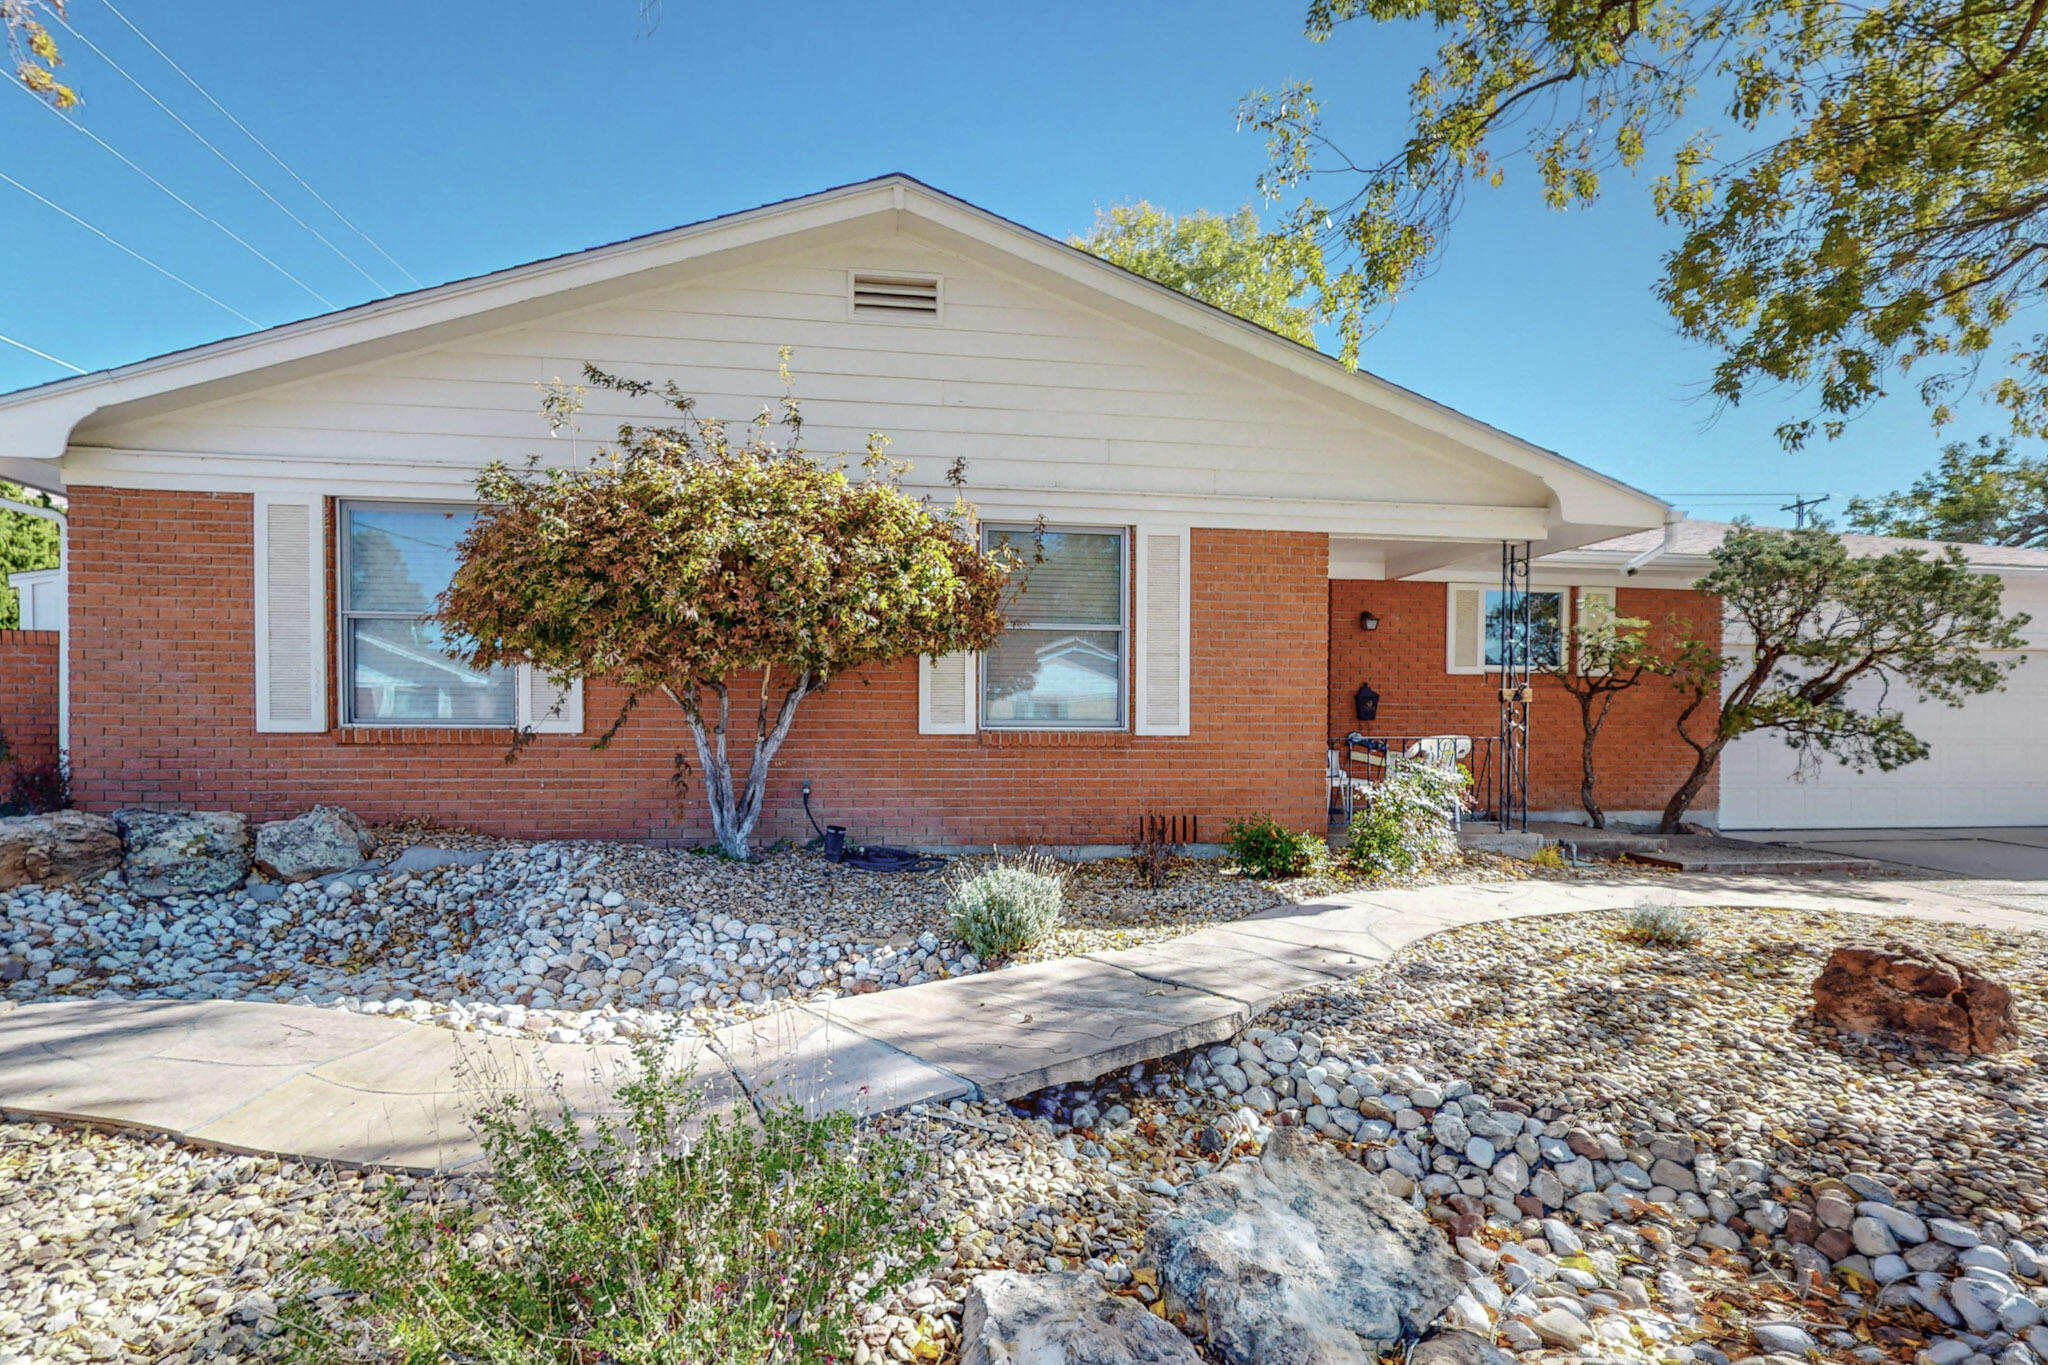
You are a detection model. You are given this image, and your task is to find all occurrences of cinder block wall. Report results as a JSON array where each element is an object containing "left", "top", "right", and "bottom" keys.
[{"left": 66, "top": 488, "right": 1331, "bottom": 846}]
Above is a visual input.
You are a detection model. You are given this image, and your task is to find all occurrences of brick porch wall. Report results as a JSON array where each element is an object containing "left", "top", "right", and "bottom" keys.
[
  {"left": 66, "top": 488, "right": 1329, "bottom": 845},
  {"left": 1327, "top": 579, "right": 1722, "bottom": 820},
  {"left": 0, "top": 628, "right": 60, "bottom": 790}
]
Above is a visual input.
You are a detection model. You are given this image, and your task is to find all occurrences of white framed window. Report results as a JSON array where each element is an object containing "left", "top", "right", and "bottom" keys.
[
  {"left": 338, "top": 501, "right": 516, "bottom": 726},
  {"left": 1446, "top": 584, "right": 1570, "bottom": 675},
  {"left": 980, "top": 524, "right": 1127, "bottom": 729}
]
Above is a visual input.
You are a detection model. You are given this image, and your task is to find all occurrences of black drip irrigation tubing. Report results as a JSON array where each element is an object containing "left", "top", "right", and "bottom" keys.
[{"left": 802, "top": 789, "right": 947, "bottom": 873}]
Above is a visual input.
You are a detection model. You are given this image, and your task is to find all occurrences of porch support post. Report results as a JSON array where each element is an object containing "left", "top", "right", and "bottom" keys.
[{"left": 1497, "top": 540, "right": 1532, "bottom": 832}]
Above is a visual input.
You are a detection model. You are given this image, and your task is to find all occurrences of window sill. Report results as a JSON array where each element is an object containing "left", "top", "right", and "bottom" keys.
[
  {"left": 336, "top": 726, "right": 517, "bottom": 746},
  {"left": 978, "top": 729, "right": 1133, "bottom": 749}
]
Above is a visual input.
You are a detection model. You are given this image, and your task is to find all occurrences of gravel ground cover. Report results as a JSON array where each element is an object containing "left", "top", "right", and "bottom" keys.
[
  {"left": 6, "top": 904, "right": 2042, "bottom": 1365},
  {"left": 0, "top": 819, "right": 1621, "bottom": 1043}
]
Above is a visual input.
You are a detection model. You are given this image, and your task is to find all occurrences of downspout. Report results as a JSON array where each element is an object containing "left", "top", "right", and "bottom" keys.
[
  {"left": 2, "top": 495, "right": 67, "bottom": 765},
  {"left": 1623, "top": 509, "right": 1686, "bottom": 577}
]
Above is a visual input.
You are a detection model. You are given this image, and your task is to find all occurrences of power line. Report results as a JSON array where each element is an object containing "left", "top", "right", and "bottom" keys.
[
  {"left": 0, "top": 168, "right": 260, "bottom": 326},
  {"left": 0, "top": 333, "right": 87, "bottom": 373},
  {"left": 93, "top": 0, "right": 423, "bottom": 289},
  {"left": 52, "top": 10, "right": 395, "bottom": 296},
  {"left": 21, "top": 87, "right": 337, "bottom": 308}
]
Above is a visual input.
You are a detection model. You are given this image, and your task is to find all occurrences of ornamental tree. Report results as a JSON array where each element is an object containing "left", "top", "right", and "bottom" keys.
[
  {"left": 1547, "top": 597, "right": 1690, "bottom": 830},
  {"left": 437, "top": 361, "right": 1013, "bottom": 858},
  {"left": 1657, "top": 523, "right": 2029, "bottom": 832}
]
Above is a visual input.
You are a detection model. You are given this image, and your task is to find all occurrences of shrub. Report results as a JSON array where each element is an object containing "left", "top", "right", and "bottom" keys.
[
  {"left": 1527, "top": 844, "right": 1567, "bottom": 870},
  {"left": 1223, "top": 814, "right": 1319, "bottom": 879},
  {"left": 0, "top": 760, "right": 68, "bottom": 817},
  {"left": 1620, "top": 899, "right": 1704, "bottom": 947},
  {"left": 947, "top": 854, "right": 1065, "bottom": 958},
  {"left": 282, "top": 1037, "right": 935, "bottom": 1365},
  {"left": 1342, "top": 763, "right": 1468, "bottom": 875}
]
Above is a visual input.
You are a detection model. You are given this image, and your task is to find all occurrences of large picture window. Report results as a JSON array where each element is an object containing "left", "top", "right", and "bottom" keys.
[
  {"left": 339, "top": 502, "right": 515, "bottom": 725},
  {"left": 980, "top": 525, "right": 1127, "bottom": 729}
]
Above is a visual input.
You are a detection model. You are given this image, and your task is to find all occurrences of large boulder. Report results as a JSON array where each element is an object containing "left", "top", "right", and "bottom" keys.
[
  {"left": 1812, "top": 941, "right": 2017, "bottom": 1055},
  {"left": 1142, "top": 1127, "right": 1465, "bottom": 1365},
  {"left": 114, "top": 809, "right": 253, "bottom": 897},
  {"left": 254, "top": 805, "right": 375, "bottom": 882},
  {"left": 960, "top": 1270, "right": 1202, "bottom": 1365},
  {"left": 0, "top": 811, "right": 123, "bottom": 889}
]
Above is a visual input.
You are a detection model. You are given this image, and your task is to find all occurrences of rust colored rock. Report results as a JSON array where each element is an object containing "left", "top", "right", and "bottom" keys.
[
  {"left": 1812, "top": 942, "right": 2017, "bottom": 1055},
  {"left": 0, "top": 810, "right": 123, "bottom": 889}
]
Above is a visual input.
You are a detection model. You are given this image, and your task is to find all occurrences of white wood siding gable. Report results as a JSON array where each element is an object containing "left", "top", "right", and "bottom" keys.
[
  {"left": 66, "top": 236, "right": 1551, "bottom": 539},
  {"left": 5, "top": 177, "right": 1664, "bottom": 555}
]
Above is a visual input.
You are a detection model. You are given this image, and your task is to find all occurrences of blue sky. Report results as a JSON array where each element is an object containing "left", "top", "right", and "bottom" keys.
[{"left": 0, "top": 0, "right": 2007, "bottom": 523}]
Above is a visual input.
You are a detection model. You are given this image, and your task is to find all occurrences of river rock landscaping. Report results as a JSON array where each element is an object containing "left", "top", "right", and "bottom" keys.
[{"left": 0, "top": 811, "right": 1605, "bottom": 1042}]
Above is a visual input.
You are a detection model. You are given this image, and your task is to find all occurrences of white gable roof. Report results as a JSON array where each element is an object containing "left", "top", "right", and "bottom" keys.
[{"left": 0, "top": 175, "right": 1669, "bottom": 555}]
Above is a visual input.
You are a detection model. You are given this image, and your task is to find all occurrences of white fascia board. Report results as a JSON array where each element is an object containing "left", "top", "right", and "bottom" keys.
[{"left": 0, "top": 454, "right": 69, "bottom": 494}]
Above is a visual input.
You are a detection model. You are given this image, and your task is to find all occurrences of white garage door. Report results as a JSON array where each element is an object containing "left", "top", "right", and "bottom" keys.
[{"left": 1719, "top": 650, "right": 2048, "bottom": 829}]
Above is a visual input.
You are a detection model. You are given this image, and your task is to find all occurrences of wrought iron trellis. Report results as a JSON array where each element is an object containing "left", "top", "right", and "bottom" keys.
[{"left": 1496, "top": 541, "right": 1533, "bottom": 832}]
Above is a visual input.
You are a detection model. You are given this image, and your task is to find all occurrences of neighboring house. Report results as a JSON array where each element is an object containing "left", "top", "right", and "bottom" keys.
[
  {"left": 0, "top": 174, "right": 1745, "bottom": 845},
  {"left": 1554, "top": 522, "right": 2048, "bottom": 830}
]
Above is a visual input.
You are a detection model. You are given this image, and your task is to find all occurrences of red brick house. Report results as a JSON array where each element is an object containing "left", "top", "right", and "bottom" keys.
[{"left": 0, "top": 175, "right": 1734, "bottom": 847}]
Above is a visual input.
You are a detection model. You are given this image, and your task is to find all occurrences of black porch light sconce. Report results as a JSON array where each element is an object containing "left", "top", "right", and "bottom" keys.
[{"left": 1358, "top": 610, "right": 1381, "bottom": 632}]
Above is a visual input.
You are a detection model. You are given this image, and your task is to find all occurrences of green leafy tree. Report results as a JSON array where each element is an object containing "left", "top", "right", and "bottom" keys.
[
  {"left": 1241, "top": 0, "right": 2048, "bottom": 445},
  {"left": 0, "top": 481, "right": 61, "bottom": 630},
  {"left": 1657, "top": 523, "right": 2028, "bottom": 831},
  {"left": 1548, "top": 597, "right": 1691, "bottom": 829},
  {"left": 1848, "top": 436, "right": 2048, "bottom": 549},
  {"left": 1074, "top": 202, "right": 1331, "bottom": 347},
  {"left": 436, "top": 360, "right": 1014, "bottom": 858}
]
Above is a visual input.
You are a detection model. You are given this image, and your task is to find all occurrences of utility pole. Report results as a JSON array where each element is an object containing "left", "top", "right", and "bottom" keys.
[{"left": 1781, "top": 493, "right": 1831, "bottom": 528}]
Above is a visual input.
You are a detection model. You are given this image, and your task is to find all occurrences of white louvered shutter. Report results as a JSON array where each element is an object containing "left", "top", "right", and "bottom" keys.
[
  {"left": 1447, "top": 585, "right": 1483, "bottom": 674},
  {"left": 517, "top": 666, "right": 584, "bottom": 734},
  {"left": 1133, "top": 525, "right": 1191, "bottom": 736},
  {"left": 918, "top": 651, "right": 976, "bottom": 734},
  {"left": 253, "top": 494, "right": 328, "bottom": 733}
]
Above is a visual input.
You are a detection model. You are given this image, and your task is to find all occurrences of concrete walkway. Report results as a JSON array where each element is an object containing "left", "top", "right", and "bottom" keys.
[{"left": 2, "top": 871, "right": 2041, "bottom": 1172}]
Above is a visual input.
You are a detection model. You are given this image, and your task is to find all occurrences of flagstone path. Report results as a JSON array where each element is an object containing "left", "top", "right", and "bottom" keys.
[{"left": 2, "top": 871, "right": 2040, "bottom": 1172}]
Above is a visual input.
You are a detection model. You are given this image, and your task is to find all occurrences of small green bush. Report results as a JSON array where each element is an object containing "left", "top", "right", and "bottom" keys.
[
  {"left": 947, "top": 854, "right": 1065, "bottom": 958},
  {"left": 1343, "top": 762, "right": 1468, "bottom": 875},
  {"left": 1620, "top": 899, "right": 1704, "bottom": 947},
  {"left": 281, "top": 1036, "right": 935, "bottom": 1365},
  {"left": 1223, "top": 814, "right": 1319, "bottom": 879}
]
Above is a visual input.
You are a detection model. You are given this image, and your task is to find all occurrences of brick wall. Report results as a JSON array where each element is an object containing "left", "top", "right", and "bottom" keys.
[
  {"left": 0, "top": 629, "right": 60, "bottom": 791},
  {"left": 1326, "top": 579, "right": 1722, "bottom": 820},
  {"left": 66, "top": 488, "right": 1329, "bottom": 845}
]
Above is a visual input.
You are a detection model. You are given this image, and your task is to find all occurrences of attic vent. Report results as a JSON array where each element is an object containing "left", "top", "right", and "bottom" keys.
[{"left": 851, "top": 272, "right": 940, "bottom": 317}]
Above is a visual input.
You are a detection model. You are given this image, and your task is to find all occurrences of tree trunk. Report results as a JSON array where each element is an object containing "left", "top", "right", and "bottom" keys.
[
  {"left": 671, "top": 674, "right": 814, "bottom": 859},
  {"left": 1577, "top": 692, "right": 1608, "bottom": 829},
  {"left": 1581, "top": 723, "right": 1605, "bottom": 829},
  {"left": 1659, "top": 739, "right": 1726, "bottom": 833}
]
